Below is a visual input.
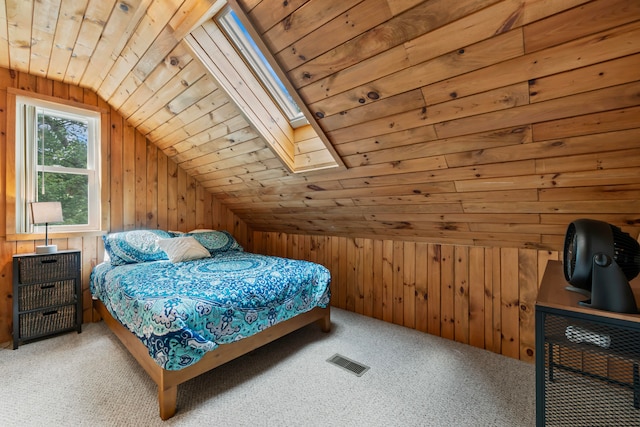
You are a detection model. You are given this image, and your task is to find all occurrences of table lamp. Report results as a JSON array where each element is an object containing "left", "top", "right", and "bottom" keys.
[{"left": 30, "top": 201, "right": 63, "bottom": 254}]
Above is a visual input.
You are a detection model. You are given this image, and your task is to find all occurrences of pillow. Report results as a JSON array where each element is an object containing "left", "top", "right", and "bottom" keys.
[
  {"left": 186, "top": 230, "right": 243, "bottom": 254},
  {"left": 157, "top": 236, "right": 210, "bottom": 263},
  {"left": 166, "top": 229, "right": 214, "bottom": 237},
  {"left": 103, "top": 229, "right": 172, "bottom": 265}
]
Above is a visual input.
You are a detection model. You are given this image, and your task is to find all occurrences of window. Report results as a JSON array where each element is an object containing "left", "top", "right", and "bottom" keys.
[
  {"left": 186, "top": 5, "right": 343, "bottom": 172},
  {"left": 217, "top": 7, "right": 308, "bottom": 128},
  {"left": 14, "top": 95, "right": 101, "bottom": 234}
]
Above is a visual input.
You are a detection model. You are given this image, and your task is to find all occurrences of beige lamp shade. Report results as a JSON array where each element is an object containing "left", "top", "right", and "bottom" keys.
[
  {"left": 30, "top": 201, "right": 64, "bottom": 225},
  {"left": 30, "top": 201, "right": 63, "bottom": 254}
]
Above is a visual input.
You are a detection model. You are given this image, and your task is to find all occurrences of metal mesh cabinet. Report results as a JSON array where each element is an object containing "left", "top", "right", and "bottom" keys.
[
  {"left": 12, "top": 250, "right": 82, "bottom": 349},
  {"left": 536, "top": 261, "right": 640, "bottom": 426}
]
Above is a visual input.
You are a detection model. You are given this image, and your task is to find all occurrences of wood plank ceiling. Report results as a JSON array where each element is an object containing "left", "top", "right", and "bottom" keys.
[{"left": 1, "top": 0, "right": 639, "bottom": 250}]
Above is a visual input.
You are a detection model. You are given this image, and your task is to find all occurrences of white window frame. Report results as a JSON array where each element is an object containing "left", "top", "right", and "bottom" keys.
[
  {"left": 15, "top": 95, "right": 101, "bottom": 234},
  {"left": 217, "top": 7, "right": 308, "bottom": 128}
]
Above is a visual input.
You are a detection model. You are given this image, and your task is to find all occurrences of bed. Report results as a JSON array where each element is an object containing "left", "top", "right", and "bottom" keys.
[{"left": 90, "top": 229, "right": 331, "bottom": 419}]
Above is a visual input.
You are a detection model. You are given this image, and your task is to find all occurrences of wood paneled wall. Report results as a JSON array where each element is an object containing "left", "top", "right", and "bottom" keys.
[
  {"left": 1, "top": 1, "right": 638, "bottom": 248},
  {"left": 0, "top": 63, "right": 622, "bottom": 364},
  {"left": 0, "top": 66, "right": 574, "bottom": 364},
  {"left": 216, "top": 0, "right": 640, "bottom": 248},
  {"left": 0, "top": 68, "right": 248, "bottom": 344},
  {"left": 252, "top": 230, "right": 560, "bottom": 362}
]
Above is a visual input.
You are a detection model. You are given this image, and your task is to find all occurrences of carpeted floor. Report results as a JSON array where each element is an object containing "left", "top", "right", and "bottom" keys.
[{"left": 0, "top": 308, "right": 535, "bottom": 426}]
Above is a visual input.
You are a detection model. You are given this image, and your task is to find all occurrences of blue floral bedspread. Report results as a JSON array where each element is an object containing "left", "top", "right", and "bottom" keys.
[{"left": 90, "top": 251, "right": 331, "bottom": 370}]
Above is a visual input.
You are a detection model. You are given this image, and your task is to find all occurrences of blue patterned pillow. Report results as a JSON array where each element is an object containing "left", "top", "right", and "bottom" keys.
[
  {"left": 103, "top": 229, "right": 172, "bottom": 265},
  {"left": 186, "top": 230, "right": 243, "bottom": 254}
]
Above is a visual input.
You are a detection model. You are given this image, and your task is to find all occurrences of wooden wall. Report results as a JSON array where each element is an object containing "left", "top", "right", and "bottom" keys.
[
  {"left": 0, "top": 60, "right": 630, "bottom": 364},
  {"left": 1, "top": 0, "right": 638, "bottom": 249},
  {"left": 0, "top": 68, "right": 248, "bottom": 345},
  {"left": 0, "top": 66, "right": 607, "bottom": 364},
  {"left": 215, "top": 0, "right": 640, "bottom": 249},
  {"left": 252, "top": 230, "right": 560, "bottom": 362}
]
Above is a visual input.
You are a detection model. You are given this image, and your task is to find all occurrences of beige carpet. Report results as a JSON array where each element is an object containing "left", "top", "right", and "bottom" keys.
[{"left": 0, "top": 308, "right": 535, "bottom": 426}]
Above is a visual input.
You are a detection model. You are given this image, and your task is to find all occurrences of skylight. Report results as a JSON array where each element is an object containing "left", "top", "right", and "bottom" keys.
[
  {"left": 185, "top": 4, "right": 343, "bottom": 172},
  {"left": 217, "top": 7, "right": 308, "bottom": 128}
]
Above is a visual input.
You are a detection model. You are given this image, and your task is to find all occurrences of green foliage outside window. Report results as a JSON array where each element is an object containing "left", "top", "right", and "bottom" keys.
[{"left": 35, "top": 113, "right": 89, "bottom": 225}]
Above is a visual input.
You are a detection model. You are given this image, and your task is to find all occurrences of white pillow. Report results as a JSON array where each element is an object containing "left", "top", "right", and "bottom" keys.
[{"left": 157, "top": 236, "right": 210, "bottom": 263}]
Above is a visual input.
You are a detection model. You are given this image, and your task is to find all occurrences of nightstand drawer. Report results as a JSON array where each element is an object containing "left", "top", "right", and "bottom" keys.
[
  {"left": 18, "top": 280, "right": 76, "bottom": 311},
  {"left": 17, "top": 252, "right": 79, "bottom": 284},
  {"left": 18, "top": 304, "right": 77, "bottom": 340}
]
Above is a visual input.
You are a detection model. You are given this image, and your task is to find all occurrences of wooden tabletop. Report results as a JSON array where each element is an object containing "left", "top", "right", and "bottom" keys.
[{"left": 537, "top": 260, "right": 640, "bottom": 323}]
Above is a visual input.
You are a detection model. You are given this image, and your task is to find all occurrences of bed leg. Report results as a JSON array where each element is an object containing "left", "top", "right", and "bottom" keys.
[
  {"left": 159, "top": 385, "right": 178, "bottom": 420},
  {"left": 319, "top": 312, "right": 331, "bottom": 333}
]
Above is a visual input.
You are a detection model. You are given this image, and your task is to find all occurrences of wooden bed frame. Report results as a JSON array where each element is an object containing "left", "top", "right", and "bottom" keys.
[{"left": 94, "top": 300, "right": 331, "bottom": 420}]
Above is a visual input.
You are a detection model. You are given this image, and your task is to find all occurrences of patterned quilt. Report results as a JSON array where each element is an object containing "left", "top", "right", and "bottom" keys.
[{"left": 90, "top": 251, "right": 331, "bottom": 370}]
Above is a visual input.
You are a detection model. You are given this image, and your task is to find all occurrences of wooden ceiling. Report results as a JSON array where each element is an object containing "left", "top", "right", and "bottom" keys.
[{"left": 1, "top": 0, "right": 639, "bottom": 250}]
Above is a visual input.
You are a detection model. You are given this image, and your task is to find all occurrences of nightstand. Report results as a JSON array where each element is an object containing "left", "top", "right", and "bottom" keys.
[
  {"left": 536, "top": 260, "right": 640, "bottom": 426},
  {"left": 12, "top": 250, "right": 82, "bottom": 349}
]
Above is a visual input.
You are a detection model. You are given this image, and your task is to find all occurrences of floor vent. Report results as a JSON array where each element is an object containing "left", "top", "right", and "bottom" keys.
[{"left": 327, "top": 354, "right": 370, "bottom": 377}]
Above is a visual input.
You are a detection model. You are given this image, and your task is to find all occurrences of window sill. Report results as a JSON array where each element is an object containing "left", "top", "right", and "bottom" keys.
[{"left": 5, "top": 230, "right": 107, "bottom": 242}]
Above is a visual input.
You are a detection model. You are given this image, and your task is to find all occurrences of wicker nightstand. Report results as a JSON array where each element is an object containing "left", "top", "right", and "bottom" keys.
[{"left": 12, "top": 250, "right": 82, "bottom": 349}]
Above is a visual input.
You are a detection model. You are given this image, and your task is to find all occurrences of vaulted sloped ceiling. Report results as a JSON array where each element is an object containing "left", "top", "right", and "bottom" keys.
[{"left": 1, "top": 0, "right": 639, "bottom": 250}]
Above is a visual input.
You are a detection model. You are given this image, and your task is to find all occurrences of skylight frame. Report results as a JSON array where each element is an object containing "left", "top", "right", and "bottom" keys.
[
  {"left": 216, "top": 7, "right": 308, "bottom": 129},
  {"left": 185, "top": 1, "right": 344, "bottom": 172}
]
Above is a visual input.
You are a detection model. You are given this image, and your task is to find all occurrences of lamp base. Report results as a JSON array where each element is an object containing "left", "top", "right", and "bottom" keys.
[{"left": 35, "top": 244, "right": 58, "bottom": 254}]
